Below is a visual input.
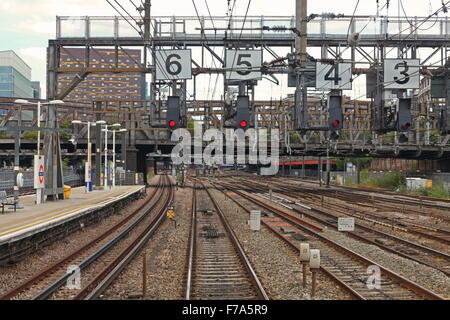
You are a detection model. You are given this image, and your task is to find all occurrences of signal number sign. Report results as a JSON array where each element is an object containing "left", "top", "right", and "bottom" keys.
[
  {"left": 384, "top": 59, "right": 420, "bottom": 89},
  {"left": 156, "top": 49, "right": 192, "bottom": 80},
  {"left": 225, "top": 50, "right": 262, "bottom": 81},
  {"left": 315, "top": 62, "right": 352, "bottom": 90}
]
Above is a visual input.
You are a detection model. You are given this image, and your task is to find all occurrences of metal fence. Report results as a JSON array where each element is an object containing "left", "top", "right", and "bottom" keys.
[
  {"left": 0, "top": 169, "right": 84, "bottom": 196},
  {"left": 0, "top": 168, "right": 146, "bottom": 196}
]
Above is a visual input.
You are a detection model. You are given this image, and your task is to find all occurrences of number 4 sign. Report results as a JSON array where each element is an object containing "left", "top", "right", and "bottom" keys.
[
  {"left": 384, "top": 59, "right": 420, "bottom": 89},
  {"left": 315, "top": 62, "right": 352, "bottom": 90},
  {"left": 156, "top": 49, "right": 192, "bottom": 80}
]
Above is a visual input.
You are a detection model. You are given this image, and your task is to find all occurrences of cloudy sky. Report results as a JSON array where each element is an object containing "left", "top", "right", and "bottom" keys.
[{"left": 0, "top": 0, "right": 447, "bottom": 99}]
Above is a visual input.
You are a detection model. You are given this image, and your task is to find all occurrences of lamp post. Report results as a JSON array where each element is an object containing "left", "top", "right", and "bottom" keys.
[
  {"left": 102, "top": 123, "right": 123, "bottom": 188},
  {"left": 72, "top": 120, "right": 101, "bottom": 192},
  {"left": 14, "top": 99, "right": 64, "bottom": 204},
  {"left": 113, "top": 128, "right": 127, "bottom": 187}
]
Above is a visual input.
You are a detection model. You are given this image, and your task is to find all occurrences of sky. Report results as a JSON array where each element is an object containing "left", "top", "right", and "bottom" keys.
[{"left": 0, "top": 0, "right": 447, "bottom": 99}]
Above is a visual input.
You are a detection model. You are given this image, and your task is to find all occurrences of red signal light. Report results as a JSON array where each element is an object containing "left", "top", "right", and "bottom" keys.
[
  {"left": 332, "top": 120, "right": 340, "bottom": 127},
  {"left": 240, "top": 120, "right": 248, "bottom": 128},
  {"left": 402, "top": 122, "right": 411, "bottom": 130},
  {"left": 168, "top": 120, "right": 176, "bottom": 128}
]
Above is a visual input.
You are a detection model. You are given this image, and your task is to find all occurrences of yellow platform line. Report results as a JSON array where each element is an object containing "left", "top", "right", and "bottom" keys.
[
  {"left": 0, "top": 190, "right": 127, "bottom": 229},
  {"left": 0, "top": 189, "right": 136, "bottom": 237}
]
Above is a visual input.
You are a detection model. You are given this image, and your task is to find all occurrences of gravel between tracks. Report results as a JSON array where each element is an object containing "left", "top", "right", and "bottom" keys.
[
  {"left": 243, "top": 190, "right": 450, "bottom": 299},
  {"left": 208, "top": 187, "right": 353, "bottom": 300},
  {"left": 100, "top": 182, "right": 192, "bottom": 300},
  {"left": 323, "top": 229, "right": 450, "bottom": 299},
  {"left": 0, "top": 186, "right": 151, "bottom": 298}
]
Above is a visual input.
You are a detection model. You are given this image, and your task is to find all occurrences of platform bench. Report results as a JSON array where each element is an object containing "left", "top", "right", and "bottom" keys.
[{"left": 0, "top": 191, "right": 18, "bottom": 214}]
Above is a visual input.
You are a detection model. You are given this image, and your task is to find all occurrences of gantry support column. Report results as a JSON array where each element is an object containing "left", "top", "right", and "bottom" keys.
[
  {"left": 294, "top": 0, "right": 308, "bottom": 130},
  {"left": 95, "top": 101, "right": 103, "bottom": 187},
  {"left": 43, "top": 42, "right": 64, "bottom": 200}
]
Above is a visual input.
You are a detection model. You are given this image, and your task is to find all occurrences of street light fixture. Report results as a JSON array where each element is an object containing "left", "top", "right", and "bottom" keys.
[
  {"left": 13, "top": 99, "right": 65, "bottom": 205},
  {"left": 71, "top": 119, "right": 97, "bottom": 192},
  {"left": 102, "top": 124, "right": 126, "bottom": 188}
]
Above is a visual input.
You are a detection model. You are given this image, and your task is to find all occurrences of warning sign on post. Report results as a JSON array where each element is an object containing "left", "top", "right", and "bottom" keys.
[
  {"left": 338, "top": 217, "right": 355, "bottom": 231},
  {"left": 34, "top": 155, "right": 45, "bottom": 189},
  {"left": 85, "top": 162, "right": 92, "bottom": 183}
]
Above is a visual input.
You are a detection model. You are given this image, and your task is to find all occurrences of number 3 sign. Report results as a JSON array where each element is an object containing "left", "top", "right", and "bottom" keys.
[
  {"left": 156, "top": 49, "right": 192, "bottom": 80},
  {"left": 384, "top": 59, "right": 420, "bottom": 89}
]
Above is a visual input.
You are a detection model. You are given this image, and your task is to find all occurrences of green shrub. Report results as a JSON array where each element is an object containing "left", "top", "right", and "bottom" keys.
[
  {"left": 416, "top": 185, "right": 449, "bottom": 199},
  {"left": 360, "top": 171, "right": 405, "bottom": 191},
  {"left": 23, "top": 131, "right": 38, "bottom": 141},
  {"left": 60, "top": 120, "right": 72, "bottom": 129},
  {"left": 0, "top": 131, "right": 10, "bottom": 139},
  {"left": 290, "top": 131, "right": 301, "bottom": 144}
]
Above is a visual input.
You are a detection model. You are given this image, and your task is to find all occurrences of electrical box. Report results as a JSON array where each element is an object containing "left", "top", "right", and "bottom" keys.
[
  {"left": 299, "top": 243, "right": 310, "bottom": 262},
  {"left": 249, "top": 210, "right": 261, "bottom": 231},
  {"left": 309, "top": 249, "right": 321, "bottom": 269}
]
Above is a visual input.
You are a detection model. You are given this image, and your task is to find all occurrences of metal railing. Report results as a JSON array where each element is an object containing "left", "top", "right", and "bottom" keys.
[
  {"left": 0, "top": 169, "right": 83, "bottom": 196},
  {"left": 56, "top": 15, "right": 450, "bottom": 41}
]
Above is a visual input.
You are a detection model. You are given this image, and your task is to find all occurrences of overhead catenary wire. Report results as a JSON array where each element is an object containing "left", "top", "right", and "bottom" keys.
[
  {"left": 346, "top": 0, "right": 360, "bottom": 44},
  {"left": 313, "top": 1, "right": 450, "bottom": 93},
  {"left": 105, "top": 0, "right": 193, "bottom": 98}
]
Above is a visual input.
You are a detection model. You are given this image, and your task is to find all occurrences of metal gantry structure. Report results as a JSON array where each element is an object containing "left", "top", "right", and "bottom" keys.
[{"left": 16, "top": 0, "right": 450, "bottom": 194}]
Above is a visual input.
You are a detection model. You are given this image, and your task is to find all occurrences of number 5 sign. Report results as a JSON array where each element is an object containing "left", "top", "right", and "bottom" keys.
[
  {"left": 384, "top": 59, "right": 420, "bottom": 89},
  {"left": 225, "top": 50, "right": 262, "bottom": 81},
  {"left": 156, "top": 49, "right": 192, "bottom": 80}
]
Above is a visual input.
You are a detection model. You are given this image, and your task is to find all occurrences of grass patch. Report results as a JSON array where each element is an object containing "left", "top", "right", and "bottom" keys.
[
  {"left": 146, "top": 172, "right": 155, "bottom": 183},
  {"left": 358, "top": 170, "right": 406, "bottom": 191},
  {"left": 114, "top": 202, "right": 123, "bottom": 215},
  {"left": 410, "top": 185, "right": 449, "bottom": 199}
]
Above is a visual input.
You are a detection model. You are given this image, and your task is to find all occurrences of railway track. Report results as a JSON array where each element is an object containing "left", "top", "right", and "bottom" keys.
[
  {"left": 275, "top": 176, "right": 450, "bottom": 222},
  {"left": 185, "top": 181, "right": 268, "bottom": 300},
  {"left": 261, "top": 191, "right": 450, "bottom": 276},
  {"left": 0, "top": 175, "right": 172, "bottom": 300},
  {"left": 231, "top": 177, "right": 450, "bottom": 245},
  {"left": 212, "top": 181, "right": 445, "bottom": 300}
]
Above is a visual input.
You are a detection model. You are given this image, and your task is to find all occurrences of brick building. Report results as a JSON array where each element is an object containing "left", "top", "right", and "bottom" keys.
[{"left": 57, "top": 48, "right": 145, "bottom": 104}]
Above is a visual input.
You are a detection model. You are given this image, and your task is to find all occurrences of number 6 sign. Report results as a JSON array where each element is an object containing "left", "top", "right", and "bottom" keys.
[
  {"left": 384, "top": 59, "right": 420, "bottom": 89},
  {"left": 156, "top": 49, "right": 192, "bottom": 80}
]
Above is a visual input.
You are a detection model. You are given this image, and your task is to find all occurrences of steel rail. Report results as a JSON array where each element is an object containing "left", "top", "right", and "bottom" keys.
[
  {"left": 184, "top": 182, "right": 196, "bottom": 300},
  {"left": 200, "top": 180, "right": 269, "bottom": 300},
  {"left": 213, "top": 183, "right": 366, "bottom": 300},
  {"left": 222, "top": 177, "right": 450, "bottom": 275},
  {"left": 234, "top": 177, "right": 450, "bottom": 243},
  {"left": 79, "top": 177, "right": 174, "bottom": 300},
  {"left": 0, "top": 181, "right": 158, "bottom": 300},
  {"left": 214, "top": 182, "right": 444, "bottom": 300},
  {"left": 30, "top": 176, "right": 168, "bottom": 300}
]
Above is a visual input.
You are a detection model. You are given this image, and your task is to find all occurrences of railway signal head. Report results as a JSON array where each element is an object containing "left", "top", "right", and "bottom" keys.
[
  {"left": 397, "top": 98, "right": 412, "bottom": 143},
  {"left": 166, "top": 96, "right": 181, "bottom": 130},
  {"left": 235, "top": 95, "right": 250, "bottom": 130},
  {"left": 328, "top": 94, "right": 343, "bottom": 130},
  {"left": 397, "top": 98, "right": 412, "bottom": 133},
  {"left": 328, "top": 92, "right": 343, "bottom": 140}
]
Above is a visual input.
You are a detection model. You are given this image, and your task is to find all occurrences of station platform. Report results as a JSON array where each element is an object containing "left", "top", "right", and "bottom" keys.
[{"left": 0, "top": 185, "right": 145, "bottom": 245}]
